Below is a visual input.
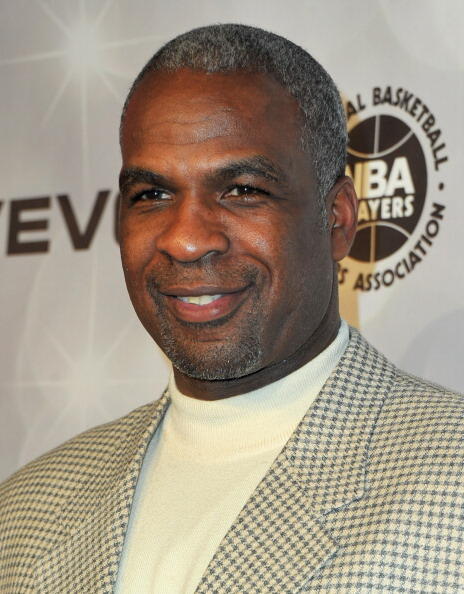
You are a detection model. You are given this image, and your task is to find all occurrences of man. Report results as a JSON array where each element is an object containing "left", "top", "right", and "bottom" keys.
[{"left": 1, "top": 24, "right": 463, "bottom": 593}]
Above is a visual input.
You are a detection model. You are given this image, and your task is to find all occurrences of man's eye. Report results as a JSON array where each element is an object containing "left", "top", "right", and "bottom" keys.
[
  {"left": 224, "top": 185, "right": 268, "bottom": 202},
  {"left": 130, "top": 189, "right": 170, "bottom": 204}
]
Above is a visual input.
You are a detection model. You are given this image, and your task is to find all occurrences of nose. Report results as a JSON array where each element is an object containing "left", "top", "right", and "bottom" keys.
[{"left": 155, "top": 198, "right": 230, "bottom": 263}]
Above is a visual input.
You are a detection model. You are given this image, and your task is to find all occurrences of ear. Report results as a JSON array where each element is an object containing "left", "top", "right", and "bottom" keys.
[{"left": 327, "top": 176, "right": 358, "bottom": 261}]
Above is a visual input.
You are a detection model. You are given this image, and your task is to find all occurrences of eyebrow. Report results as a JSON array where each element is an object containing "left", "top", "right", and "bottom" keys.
[
  {"left": 119, "top": 168, "right": 167, "bottom": 194},
  {"left": 210, "top": 156, "right": 289, "bottom": 186},
  {"left": 119, "top": 155, "right": 290, "bottom": 195}
]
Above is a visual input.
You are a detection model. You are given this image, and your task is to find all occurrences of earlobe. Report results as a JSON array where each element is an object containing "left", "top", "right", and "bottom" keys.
[{"left": 328, "top": 176, "right": 358, "bottom": 261}]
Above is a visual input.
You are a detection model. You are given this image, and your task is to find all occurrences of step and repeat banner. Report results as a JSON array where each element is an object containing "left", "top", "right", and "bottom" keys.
[{"left": 1, "top": 0, "right": 463, "bottom": 481}]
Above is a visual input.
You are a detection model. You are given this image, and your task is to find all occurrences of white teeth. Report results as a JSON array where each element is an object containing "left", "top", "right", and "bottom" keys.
[{"left": 177, "top": 294, "right": 223, "bottom": 305}]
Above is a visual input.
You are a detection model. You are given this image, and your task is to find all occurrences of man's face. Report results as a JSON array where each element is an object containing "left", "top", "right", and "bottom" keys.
[{"left": 119, "top": 69, "right": 335, "bottom": 381}]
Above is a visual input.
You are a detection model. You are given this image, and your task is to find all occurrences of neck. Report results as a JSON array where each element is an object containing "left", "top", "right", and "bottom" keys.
[{"left": 174, "top": 289, "right": 341, "bottom": 400}]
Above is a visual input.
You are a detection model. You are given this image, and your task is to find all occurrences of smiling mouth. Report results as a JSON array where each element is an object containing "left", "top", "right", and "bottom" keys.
[
  {"left": 176, "top": 294, "right": 223, "bottom": 306},
  {"left": 162, "top": 287, "right": 250, "bottom": 324}
]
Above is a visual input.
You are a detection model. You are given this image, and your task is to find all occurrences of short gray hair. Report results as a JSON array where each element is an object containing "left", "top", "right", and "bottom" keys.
[{"left": 122, "top": 24, "right": 347, "bottom": 212}]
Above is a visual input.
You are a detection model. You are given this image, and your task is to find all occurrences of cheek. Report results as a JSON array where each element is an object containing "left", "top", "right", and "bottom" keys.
[
  {"left": 121, "top": 215, "right": 153, "bottom": 265},
  {"left": 230, "top": 216, "right": 285, "bottom": 272},
  {"left": 120, "top": 222, "right": 157, "bottom": 299},
  {"left": 265, "top": 221, "right": 331, "bottom": 308},
  {"left": 235, "top": 217, "right": 305, "bottom": 297}
]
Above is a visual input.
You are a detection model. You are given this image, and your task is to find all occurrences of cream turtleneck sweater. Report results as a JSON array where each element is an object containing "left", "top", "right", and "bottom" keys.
[{"left": 115, "top": 321, "right": 349, "bottom": 593}]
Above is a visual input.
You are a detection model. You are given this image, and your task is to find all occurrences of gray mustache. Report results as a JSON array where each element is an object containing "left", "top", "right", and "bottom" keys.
[{"left": 146, "top": 263, "right": 259, "bottom": 292}]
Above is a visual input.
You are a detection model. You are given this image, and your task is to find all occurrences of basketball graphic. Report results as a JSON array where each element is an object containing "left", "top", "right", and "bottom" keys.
[{"left": 347, "top": 115, "right": 427, "bottom": 262}]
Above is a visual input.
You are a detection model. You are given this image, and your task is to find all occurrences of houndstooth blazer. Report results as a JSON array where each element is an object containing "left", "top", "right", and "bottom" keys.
[{"left": 1, "top": 328, "right": 463, "bottom": 593}]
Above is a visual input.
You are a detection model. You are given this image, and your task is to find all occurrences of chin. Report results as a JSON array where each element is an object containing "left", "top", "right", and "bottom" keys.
[{"left": 162, "top": 336, "right": 263, "bottom": 381}]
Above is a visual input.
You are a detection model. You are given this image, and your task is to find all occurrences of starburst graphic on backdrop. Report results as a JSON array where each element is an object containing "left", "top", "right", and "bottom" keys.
[{"left": 0, "top": 0, "right": 167, "bottom": 187}]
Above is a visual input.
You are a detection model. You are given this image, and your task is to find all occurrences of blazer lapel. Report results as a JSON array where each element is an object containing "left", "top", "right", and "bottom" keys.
[
  {"left": 34, "top": 393, "right": 170, "bottom": 594},
  {"left": 197, "top": 329, "right": 396, "bottom": 593},
  {"left": 195, "top": 447, "right": 339, "bottom": 594}
]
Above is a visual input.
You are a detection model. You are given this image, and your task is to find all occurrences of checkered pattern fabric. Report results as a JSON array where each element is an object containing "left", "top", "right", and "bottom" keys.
[
  {"left": 1, "top": 329, "right": 463, "bottom": 592},
  {"left": 0, "top": 392, "right": 170, "bottom": 593}
]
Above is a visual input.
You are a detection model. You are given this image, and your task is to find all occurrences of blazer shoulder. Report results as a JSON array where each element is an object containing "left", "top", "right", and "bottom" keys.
[
  {"left": 371, "top": 367, "right": 464, "bottom": 478},
  {"left": 345, "top": 331, "right": 464, "bottom": 479},
  {"left": 0, "top": 396, "right": 167, "bottom": 591},
  {"left": 392, "top": 366, "right": 464, "bottom": 409},
  {"left": 0, "top": 397, "right": 164, "bottom": 520},
  {"left": 348, "top": 326, "right": 464, "bottom": 417}
]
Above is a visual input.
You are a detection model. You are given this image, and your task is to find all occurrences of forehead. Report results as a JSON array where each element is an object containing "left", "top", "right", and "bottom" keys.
[{"left": 121, "top": 68, "right": 303, "bottom": 158}]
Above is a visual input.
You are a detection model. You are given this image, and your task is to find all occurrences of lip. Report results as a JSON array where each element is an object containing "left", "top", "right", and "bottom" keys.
[{"left": 161, "top": 285, "right": 250, "bottom": 323}]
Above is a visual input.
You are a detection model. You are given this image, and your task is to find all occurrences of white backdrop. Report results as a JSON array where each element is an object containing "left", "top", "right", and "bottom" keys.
[{"left": 1, "top": 0, "right": 463, "bottom": 481}]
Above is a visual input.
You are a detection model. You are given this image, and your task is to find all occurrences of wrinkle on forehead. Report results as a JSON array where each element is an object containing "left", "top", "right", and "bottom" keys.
[{"left": 129, "top": 107, "right": 242, "bottom": 146}]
